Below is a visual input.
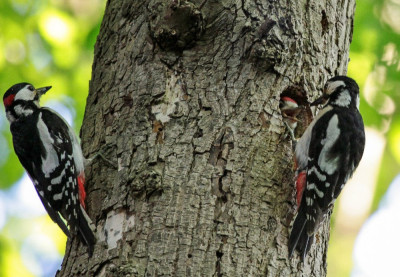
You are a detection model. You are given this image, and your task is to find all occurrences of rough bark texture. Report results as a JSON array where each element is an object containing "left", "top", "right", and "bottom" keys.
[{"left": 57, "top": 0, "right": 355, "bottom": 276}]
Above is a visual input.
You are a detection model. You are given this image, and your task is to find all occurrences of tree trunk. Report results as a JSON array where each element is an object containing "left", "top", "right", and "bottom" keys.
[{"left": 57, "top": 0, "right": 355, "bottom": 276}]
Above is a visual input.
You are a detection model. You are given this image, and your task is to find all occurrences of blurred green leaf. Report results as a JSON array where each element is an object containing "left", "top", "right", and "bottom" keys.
[{"left": 0, "top": 0, "right": 106, "bottom": 275}]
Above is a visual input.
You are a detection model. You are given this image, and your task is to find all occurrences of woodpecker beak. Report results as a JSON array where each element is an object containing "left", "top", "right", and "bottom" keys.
[
  {"left": 36, "top": 86, "right": 52, "bottom": 96},
  {"left": 310, "top": 95, "right": 328, "bottom": 106}
]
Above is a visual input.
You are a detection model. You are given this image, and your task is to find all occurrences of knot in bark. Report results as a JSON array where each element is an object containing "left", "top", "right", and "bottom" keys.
[{"left": 149, "top": 1, "right": 205, "bottom": 51}]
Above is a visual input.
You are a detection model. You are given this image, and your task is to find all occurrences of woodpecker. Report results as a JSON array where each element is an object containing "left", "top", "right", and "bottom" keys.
[
  {"left": 280, "top": 96, "right": 302, "bottom": 141},
  {"left": 288, "top": 76, "right": 365, "bottom": 260},
  {"left": 3, "top": 82, "right": 95, "bottom": 256}
]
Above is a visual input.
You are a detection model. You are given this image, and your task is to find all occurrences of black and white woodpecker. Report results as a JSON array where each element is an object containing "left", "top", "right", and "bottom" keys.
[
  {"left": 3, "top": 83, "right": 95, "bottom": 256},
  {"left": 288, "top": 76, "right": 365, "bottom": 260}
]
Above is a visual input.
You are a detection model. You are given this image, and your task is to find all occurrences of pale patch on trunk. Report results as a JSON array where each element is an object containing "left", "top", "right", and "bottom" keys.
[{"left": 99, "top": 210, "right": 135, "bottom": 250}]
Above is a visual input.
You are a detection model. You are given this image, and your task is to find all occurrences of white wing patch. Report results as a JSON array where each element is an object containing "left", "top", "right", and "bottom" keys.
[
  {"left": 37, "top": 112, "right": 59, "bottom": 177},
  {"left": 318, "top": 114, "right": 340, "bottom": 175},
  {"left": 333, "top": 89, "right": 351, "bottom": 107},
  {"left": 42, "top": 107, "right": 85, "bottom": 175},
  {"left": 295, "top": 106, "right": 333, "bottom": 170}
]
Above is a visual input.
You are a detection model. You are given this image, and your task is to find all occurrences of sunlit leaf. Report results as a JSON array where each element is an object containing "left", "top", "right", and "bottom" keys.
[{"left": 38, "top": 10, "right": 76, "bottom": 46}]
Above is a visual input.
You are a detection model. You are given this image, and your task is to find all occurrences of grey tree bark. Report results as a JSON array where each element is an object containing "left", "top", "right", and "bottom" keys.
[{"left": 57, "top": 0, "right": 355, "bottom": 276}]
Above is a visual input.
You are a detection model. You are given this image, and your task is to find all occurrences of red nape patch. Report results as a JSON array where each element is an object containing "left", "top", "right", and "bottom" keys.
[
  {"left": 295, "top": 171, "right": 307, "bottom": 208},
  {"left": 77, "top": 173, "right": 86, "bottom": 209},
  {"left": 3, "top": 94, "right": 15, "bottom": 107}
]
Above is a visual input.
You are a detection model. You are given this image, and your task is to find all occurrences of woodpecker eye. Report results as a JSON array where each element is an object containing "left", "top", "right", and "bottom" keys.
[{"left": 28, "top": 85, "right": 34, "bottom": 91}]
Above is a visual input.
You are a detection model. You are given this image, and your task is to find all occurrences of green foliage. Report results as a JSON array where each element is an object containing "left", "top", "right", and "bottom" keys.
[
  {"left": 0, "top": 0, "right": 105, "bottom": 188},
  {"left": 0, "top": 0, "right": 105, "bottom": 275},
  {"left": 329, "top": 1, "right": 400, "bottom": 276},
  {"left": 349, "top": 0, "right": 400, "bottom": 211}
]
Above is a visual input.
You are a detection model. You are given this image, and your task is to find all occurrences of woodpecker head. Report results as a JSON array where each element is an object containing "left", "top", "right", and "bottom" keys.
[
  {"left": 3, "top": 82, "right": 52, "bottom": 123},
  {"left": 280, "top": 96, "right": 302, "bottom": 133},
  {"left": 311, "top": 76, "right": 360, "bottom": 109}
]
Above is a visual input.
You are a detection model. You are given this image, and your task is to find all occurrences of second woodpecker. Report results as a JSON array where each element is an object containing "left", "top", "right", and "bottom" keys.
[{"left": 288, "top": 76, "right": 365, "bottom": 260}]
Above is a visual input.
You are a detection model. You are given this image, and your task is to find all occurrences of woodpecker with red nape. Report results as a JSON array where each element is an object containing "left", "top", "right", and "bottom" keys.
[
  {"left": 3, "top": 82, "right": 95, "bottom": 256},
  {"left": 288, "top": 76, "right": 365, "bottom": 260},
  {"left": 280, "top": 96, "right": 302, "bottom": 141}
]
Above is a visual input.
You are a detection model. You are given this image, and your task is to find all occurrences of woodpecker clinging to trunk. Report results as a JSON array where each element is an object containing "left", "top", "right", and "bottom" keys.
[
  {"left": 288, "top": 76, "right": 365, "bottom": 260},
  {"left": 3, "top": 82, "right": 95, "bottom": 256}
]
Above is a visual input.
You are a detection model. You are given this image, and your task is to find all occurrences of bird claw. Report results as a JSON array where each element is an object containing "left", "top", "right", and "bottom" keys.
[{"left": 284, "top": 121, "right": 298, "bottom": 145}]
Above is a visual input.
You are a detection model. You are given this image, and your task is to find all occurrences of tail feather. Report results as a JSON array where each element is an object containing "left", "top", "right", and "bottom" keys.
[
  {"left": 288, "top": 206, "right": 314, "bottom": 260},
  {"left": 78, "top": 205, "right": 96, "bottom": 257},
  {"left": 36, "top": 191, "right": 71, "bottom": 238}
]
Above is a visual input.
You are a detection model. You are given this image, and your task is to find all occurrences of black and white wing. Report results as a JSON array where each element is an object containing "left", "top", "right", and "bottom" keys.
[{"left": 289, "top": 108, "right": 365, "bottom": 258}]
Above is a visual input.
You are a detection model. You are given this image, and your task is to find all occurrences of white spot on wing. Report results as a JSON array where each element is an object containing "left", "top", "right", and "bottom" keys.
[
  {"left": 51, "top": 169, "right": 66, "bottom": 185},
  {"left": 325, "top": 182, "right": 330, "bottom": 187},
  {"left": 307, "top": 183, "right": 324, "bottom": 198},
  {"left": 71, "top": 193, "right": 77, "bottom": 204},
  {"left": 53, "top": 192, "right": 63, "bottom": 201},
  {"left": 308, "top": 166, "right": 326, "bottom": 181}
]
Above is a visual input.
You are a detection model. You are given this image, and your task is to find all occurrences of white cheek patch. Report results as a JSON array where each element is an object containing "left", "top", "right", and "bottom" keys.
[
  {"left": 14, "top": 87, "right": 36, "bottom": 101},
  {"left": 327, "top": 80, "right": 346, "bottom": 95},
  {"left": 334, "top": 89, "right": 351, "bottom": 107}
]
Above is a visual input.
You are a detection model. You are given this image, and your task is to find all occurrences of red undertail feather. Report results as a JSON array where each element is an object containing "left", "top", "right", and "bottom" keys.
[
  {"left": 296, "top": 171, "right": 306, "bottom": 207},
  {"left": 77, "top": 172, "right": 86, "bottom": 209}
]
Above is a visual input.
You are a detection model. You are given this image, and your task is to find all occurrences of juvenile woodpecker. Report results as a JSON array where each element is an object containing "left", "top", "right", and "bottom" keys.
[
  {"left": 280, "top": 96, "right": 302, "bottom": 141},
  {"left": 288, "top": 76, "right": 365, "bottom": 260},
  {"left": 3, "top": 83, "right": 95, "bottom": 256}
]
